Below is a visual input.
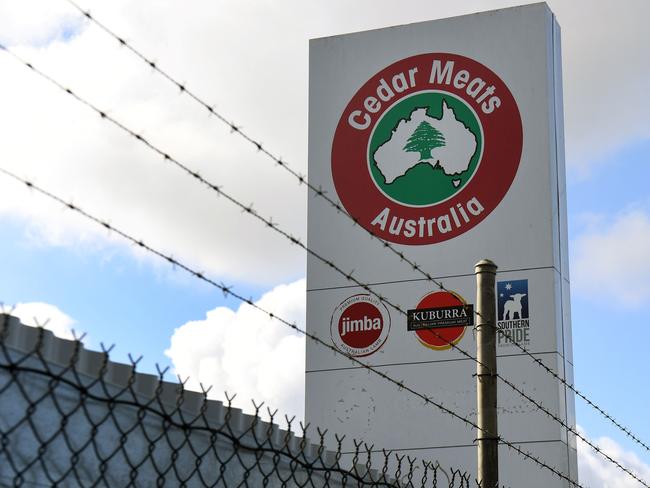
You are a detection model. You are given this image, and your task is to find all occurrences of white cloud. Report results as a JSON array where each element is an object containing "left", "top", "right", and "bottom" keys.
[
  {"left": 0, "top": 0, "right": 648, "bottom": 289},
  {"left": 571, "top": 210, "right": 650, "bottom": 306},
  {"left": 165, "top": 278, "right": 306, "bottom": 420},
  {"left": 0, "top": 1, "right": 82, "bottom": 47},
  {"left": 0, "top": 0, "right": 308, "bottom": 287},
  {"left": 4, "top": 302, "right": 78, "bottom": 341},
  {"left": 578, "top": 427, "right": 650, "bottom": 488},
  {"left": 552, "top": 0, "right": 650, "bottom": 175}
]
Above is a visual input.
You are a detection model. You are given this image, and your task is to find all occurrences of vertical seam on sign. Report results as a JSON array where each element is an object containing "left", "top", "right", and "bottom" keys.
[{"left": 551, "top": 13, "right": 574, "bottom": 480}]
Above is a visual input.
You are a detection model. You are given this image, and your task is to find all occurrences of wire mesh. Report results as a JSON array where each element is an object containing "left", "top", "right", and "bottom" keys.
[{"left": 0, "top": 314, "right": 487, "bottom": 488}]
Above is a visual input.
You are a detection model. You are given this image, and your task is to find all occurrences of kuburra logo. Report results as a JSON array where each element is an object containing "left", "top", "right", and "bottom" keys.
[
  {"left": 332, "top": 53, "right": 523, "bottom": 245},
  {"left": 330, "top": 294, "right": 391, "bottom": 357},
  {"left": 411, "top": 290, "right": 468, "bottom": 350}
]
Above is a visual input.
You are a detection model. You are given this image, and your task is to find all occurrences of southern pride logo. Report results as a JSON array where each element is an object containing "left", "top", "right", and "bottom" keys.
[
  {"left": 497, "top": 279, "right": 530, "bottom": 346},
  {"left": 331, "top": 53, "right": 523, "bottom": 245}
]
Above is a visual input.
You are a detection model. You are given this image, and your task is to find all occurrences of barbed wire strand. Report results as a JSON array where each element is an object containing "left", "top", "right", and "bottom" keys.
[
  {"left": 0, "top": 166, "right": 588, "bottom": 488},
  {"left": 0, "top": 166, "right": 466, "bottom": 429},
  {"left": 0, "top": 44, "right": 514, "bottom": 404},
  {"left": 0, "top": 42, "right": 567, "bottom": 435},
  {"left": 1, "top": 45, "right": 645, "bottom": 486},
  {"left": 55, "top": 1, "right": 650, "bottom": 458},
  {"left": 498, "top": 328, "right": 650, "bottom": 452},
  {"left": 58, "top": 1, "right": 467, "bottom": 303},
  {"left": 490, "top": 344, "right": 648, "bottom": 486},
  {"left": 0, "top": 44, "right": 413, "bottom": 318}
]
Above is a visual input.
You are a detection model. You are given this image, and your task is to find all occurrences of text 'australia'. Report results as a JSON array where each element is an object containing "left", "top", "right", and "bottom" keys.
[{"left": 371, "top": 197, "right": 484, "bottom": 238}]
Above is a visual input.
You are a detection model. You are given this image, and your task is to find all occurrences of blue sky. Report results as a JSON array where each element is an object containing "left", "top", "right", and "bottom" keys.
[
  {"left": 567, "top": 138, "right": 650, "bottom": 460},
  {"left": 0, "top": 216, "right": 260, "bottom": 377},
  {"left": 1, "top": 0, "right": 650, "bottom": 485},
  {"left": 568, "top": 139, "right": 650, "bottom": 216}
]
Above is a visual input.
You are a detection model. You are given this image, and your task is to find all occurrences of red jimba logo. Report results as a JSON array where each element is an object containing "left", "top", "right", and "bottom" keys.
[
  {"left": 413, "top": 290, "right": 468, "bottom": 350},
  {"left": 331, "top": 53, "right": 523, "bottom": 245},
  {"left": 330, "top": 294, "right": 391, "bottom": 357}
]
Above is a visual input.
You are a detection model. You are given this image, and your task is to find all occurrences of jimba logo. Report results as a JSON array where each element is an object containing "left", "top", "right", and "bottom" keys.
[
  {"left": 330, "top": 294, "right": 391, "bottom": 357},
  {"left": 332, "top": 53, "right": 523, "bottom": 245}
]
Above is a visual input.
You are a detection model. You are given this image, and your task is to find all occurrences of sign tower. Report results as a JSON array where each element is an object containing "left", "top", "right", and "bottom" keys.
[{"left": 306, "top": 4, "right": 576, "bottom": 486}]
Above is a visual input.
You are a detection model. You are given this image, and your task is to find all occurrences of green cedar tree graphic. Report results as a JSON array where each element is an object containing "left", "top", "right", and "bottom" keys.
[{"left": 402, "top": 121, "right": 446, "bottom": 159}]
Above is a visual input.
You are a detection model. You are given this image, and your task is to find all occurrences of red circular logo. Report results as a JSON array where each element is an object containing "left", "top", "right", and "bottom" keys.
[
  {"left": 414, "top": 291, "right": 467, "bottom": 350},
  {"left": 331, "top": 295, "right": 391, "bottom": 357},
  {"left": 332, "top": 53, "right": 522, "bottom": 245}
]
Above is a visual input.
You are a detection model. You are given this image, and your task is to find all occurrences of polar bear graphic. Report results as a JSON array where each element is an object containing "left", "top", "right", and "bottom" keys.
[{"left": 503, "top": 293, "right": 526, "bottom": 320}]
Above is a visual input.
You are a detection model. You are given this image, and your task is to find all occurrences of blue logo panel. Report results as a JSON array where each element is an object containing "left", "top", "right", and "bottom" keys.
[{"left": 497, "top": 279, "right": 529, "bottom": 321}]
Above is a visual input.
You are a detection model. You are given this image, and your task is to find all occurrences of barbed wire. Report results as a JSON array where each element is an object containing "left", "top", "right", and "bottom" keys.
[
  {"left": 59, "top": 1, "right": 460, "bottom": 299},
  {"left": 53, "top": 2, "right": 650, "bottom": 459},
  {"left": 0, "top": 43, "right": 413, "bottom": 314},
  {"left": 497, "top": 328, "right": 650, "bottom": 454},
  {"left": 490, "top": 337, "right": 649, "bottom": 486},
  {"left": 0, "top": 166, "right": 478, "bottom": 435},
  {"left": 0, "top": 45, "right": 527, "bottom": 391},
  {"left": 0, "top": 166, "right": 589, "bottom": 488},
  {"left": 1, "top": 44, "right": 645, "bottom": 485},
  {"left": 0, "top": 44, "right": 505, "bottom": 397},
  {"left": 7, "top": 0, "right": 604, "bottom": 457},
  {"left": 0, "top": 42, "right": 554, "bottom": 435}
]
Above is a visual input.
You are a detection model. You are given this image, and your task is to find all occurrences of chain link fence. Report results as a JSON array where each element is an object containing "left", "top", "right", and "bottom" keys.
[{"left": 0, "top": 314, "right": 483, "bottom": 487}]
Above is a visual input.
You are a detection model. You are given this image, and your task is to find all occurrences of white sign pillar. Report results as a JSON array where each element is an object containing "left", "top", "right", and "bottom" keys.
[{"left": 306, "top": 4, "right": 576, "bottom": 487}]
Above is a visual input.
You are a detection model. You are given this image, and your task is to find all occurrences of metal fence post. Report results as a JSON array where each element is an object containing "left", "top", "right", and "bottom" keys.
[{"left": 475, "top": 259, "right": 498, "bottom": 488}]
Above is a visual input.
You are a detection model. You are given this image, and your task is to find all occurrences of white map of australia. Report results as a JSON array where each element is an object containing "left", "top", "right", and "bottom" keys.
[{"left": 373, "top": 102, "right": 478, "bottom": 186}]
